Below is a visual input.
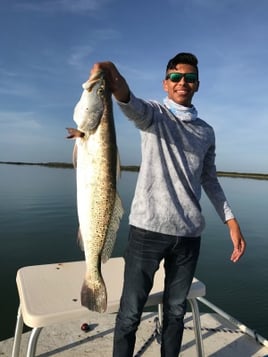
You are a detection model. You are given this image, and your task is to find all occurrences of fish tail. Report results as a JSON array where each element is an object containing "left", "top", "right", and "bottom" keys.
[{"left": 81, "top": 275, "right": 107, "bottom": 313}]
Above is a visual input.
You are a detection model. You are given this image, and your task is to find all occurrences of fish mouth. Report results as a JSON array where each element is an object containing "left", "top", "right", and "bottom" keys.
[{"left": 83, "top": 71, "right": 105, "bottom": 92}]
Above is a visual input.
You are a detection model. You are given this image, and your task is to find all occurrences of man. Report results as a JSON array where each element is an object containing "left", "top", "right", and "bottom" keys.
[{"left": 89, "top": 53, "right": 246, "bottom": 357}]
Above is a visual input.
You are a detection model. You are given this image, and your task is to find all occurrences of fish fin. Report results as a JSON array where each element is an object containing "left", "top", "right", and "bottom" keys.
[
  {"left": 77, "top": 227, "right": 84, "bottom": 251},
  {"left": 66, "top": 127, "right": 85, "bottom": 139},
  {"left": 101, "top": 192, "right": 124, "bottom": 263},
  {"left": 73, "top": 143, "right": 78, "bottom": 168},
  {"left": 81, "top": 275, "right": 107, "bottom": 312},
  {"left": 116, "top": 149, "right": 121, "bottom": 180}
]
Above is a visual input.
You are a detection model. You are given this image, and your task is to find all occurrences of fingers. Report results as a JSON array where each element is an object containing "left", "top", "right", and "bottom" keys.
[
  {"left": 88, "top": 61, "right": 129, "bottom": 102},
  {"left": 89, "top": 62, "right": 116, "bottom": 81},
  {"left": 230, "top": 249, "right": 242, "bottom": 263},
  {"left": 230, "top": 240, "right": 246, "bottom": 263},
  {"left": 226, "top": 218, "right": 246, "bottom": 263}
]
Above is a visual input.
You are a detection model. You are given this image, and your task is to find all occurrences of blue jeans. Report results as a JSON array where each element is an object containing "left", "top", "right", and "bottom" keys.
[{"left": 113, "top": 226, "right": 201, "bottom": 357}]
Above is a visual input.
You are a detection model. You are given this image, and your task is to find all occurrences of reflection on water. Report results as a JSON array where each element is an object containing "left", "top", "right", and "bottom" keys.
[{"left": 0, "top": 165, "right": 268, "bottom": 340}]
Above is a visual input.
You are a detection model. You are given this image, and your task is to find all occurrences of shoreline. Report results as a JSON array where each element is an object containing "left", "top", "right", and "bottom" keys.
[{"left": 0, "top": 161, "right": 268, "bottom": 180}]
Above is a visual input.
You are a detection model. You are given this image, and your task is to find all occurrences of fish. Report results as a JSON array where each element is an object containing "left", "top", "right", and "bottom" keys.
[{"left": 67, "top": 71, "right": 123, "bottom": 312}]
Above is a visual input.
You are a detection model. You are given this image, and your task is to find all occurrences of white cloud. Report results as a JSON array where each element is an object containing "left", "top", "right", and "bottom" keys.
[
  {"left": 0, "top": 111, "right": 42, "bottom": 130},
  {"left": 68, "top": 46, "right": 95, "bottom": 68},
  {"left": 0, "top": 81, "right": 36, "bottom": 97},
  {"left": 15, "top": 0, "right": 112, "bottom": 14},
  {"left": 67, "top": 29, "right": 121, "bottom": 69}
]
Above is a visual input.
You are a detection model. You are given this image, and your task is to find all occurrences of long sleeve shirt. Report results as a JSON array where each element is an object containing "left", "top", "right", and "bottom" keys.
[{"left": 117, "top": 93, "right": 234, "bottom": 237}]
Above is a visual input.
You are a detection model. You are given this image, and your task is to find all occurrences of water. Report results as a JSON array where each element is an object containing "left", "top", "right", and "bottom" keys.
[{"left": 0, "top": 164, "right": 267, "bottom": 341}]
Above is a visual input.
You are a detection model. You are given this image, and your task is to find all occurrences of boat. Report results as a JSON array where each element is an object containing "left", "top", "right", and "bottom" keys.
[
  {"left": 1, "top": 308, "right": 268, "bottom": 356},
  {"left": 0, "top": 258, "right": 267, "bottom": 357}
]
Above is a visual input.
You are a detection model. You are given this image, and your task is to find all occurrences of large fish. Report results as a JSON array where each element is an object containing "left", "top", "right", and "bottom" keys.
[{"left": 67, "top": 71, "right": 123, "bottom": 312}]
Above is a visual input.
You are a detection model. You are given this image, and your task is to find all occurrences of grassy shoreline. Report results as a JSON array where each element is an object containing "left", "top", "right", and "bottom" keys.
[{"left": 0, "top": 161, "right": 267, "bottom": 180}]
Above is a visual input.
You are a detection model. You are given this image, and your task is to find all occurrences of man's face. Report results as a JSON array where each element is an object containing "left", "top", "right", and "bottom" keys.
[{"left": 163, "top": 63, "right": 199, "bottom": 107}]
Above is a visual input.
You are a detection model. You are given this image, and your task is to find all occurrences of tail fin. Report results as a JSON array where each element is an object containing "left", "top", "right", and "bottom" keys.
[{"left": 81, "top": 275, "right": 107, "bottom": 313}]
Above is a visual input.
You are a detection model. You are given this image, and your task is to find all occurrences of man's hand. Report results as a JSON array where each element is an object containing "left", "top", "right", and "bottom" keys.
[{"left": 226, "top": 218, "right": 246, "bottom": 263}]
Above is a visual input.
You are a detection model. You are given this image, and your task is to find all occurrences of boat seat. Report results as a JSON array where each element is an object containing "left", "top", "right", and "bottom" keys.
[{"left": 11, "top": 257, "right": 206, "bottom": 357}]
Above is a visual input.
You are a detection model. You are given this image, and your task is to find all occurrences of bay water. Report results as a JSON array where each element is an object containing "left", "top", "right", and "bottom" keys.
[{"left": 0, "top": 164, "right": 267, "bottom": 341}]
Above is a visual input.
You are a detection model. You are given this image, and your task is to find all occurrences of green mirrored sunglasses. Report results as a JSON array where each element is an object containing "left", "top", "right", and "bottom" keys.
[{"left": 165, "top": 72, "right": 198, "bottom": 83}]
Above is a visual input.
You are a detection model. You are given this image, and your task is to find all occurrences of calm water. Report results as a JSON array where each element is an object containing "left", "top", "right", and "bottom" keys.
[{"left": 0, "top": 164, "right": 267, "bottom": 341}]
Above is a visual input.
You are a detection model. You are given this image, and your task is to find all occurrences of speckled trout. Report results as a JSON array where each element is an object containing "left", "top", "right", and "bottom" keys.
[{"left": 67, "top": 71, "right": 123, "bottom": 312}]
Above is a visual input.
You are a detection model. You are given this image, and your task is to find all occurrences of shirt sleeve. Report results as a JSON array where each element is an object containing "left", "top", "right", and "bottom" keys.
[
  {"left": 201, "top": 138, "right": 235, "bottom": 223},
  {"left": 116, "top": 92, "right": 154, "bottom": 130}
]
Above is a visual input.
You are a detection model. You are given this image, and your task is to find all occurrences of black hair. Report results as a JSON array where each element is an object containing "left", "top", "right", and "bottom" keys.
[{"left": 166, "top": 52, "right": 199, "bottom": 79}]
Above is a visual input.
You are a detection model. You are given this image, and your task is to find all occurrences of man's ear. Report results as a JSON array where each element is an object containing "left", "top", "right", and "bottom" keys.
[
  {"left": 162, "top": 79, "right": 168, "bottom": 92},
  {"left": 195, "top": 81, "right": 200, "bottom": 92}
]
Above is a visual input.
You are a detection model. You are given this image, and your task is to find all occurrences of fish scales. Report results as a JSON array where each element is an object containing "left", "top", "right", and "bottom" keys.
[{"left": 68, "top": 72, "right": 123, "bottom": 312}]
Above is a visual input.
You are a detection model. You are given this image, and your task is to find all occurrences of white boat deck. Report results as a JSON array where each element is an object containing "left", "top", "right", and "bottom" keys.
[
  {"left": 1, "top": 311, "right": 268, "bottom": 356},
  {"left": 1, "top": 257, "right": 268, "bottom": 356}
]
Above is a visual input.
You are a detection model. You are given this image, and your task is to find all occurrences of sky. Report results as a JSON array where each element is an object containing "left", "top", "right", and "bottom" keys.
[{"left": 0, "top": 0, "right": 268, "bottom": 173}]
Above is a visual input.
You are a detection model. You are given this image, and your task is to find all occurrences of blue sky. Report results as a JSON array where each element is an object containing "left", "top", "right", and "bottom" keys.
[{"left": 0, "top": 0, "right": 267, "bottom": 173}]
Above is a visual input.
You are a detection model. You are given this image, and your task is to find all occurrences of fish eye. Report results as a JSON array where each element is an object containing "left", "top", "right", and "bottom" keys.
[{"left": 98, "top": 85, "right": 105, "bottom": 95}]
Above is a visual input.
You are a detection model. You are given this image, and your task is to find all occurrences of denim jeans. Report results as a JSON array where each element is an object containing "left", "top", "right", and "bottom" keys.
[{"left": 113, "top": 225, "right": 201, "bottom": 357}]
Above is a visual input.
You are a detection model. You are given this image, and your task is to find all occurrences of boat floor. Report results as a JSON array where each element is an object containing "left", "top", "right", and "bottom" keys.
[{"left": 1, "top": 312, "right": 268, "bottom": 357}]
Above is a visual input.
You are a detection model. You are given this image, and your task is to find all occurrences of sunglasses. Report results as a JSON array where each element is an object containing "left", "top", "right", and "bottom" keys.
[{"left": 165, "top": 72, "right": 198, "bottom": 83}]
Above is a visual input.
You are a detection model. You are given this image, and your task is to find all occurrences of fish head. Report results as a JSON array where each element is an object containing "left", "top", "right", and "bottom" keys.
[{"left": 74, "top": 71, "right": 108, "bottom": 133}]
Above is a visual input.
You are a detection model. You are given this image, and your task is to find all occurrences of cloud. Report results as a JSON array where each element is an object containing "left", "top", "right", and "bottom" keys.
[
  {"left": 15, "top": 0, "right": 112, "bottom": 14},
  {"left": 0, "top": 67, "right": 32, "bottom": 96},
  {"left": 0, "top": 111, "right": 42, "bottom": 130},
  {"left": 67, "top": 29, "right": 121, "bottom": 69},
  {"left": 0, "top": 80, "right": 36, "bottom": 98},
  {"left": 0, "top": 67, "right": 18, "bottom": 78},
  {"left": 68, "top": 46, "right": 95, "bottom": 68}
]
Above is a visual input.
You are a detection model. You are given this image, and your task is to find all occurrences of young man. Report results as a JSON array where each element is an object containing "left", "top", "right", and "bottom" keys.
[{"left": 89, "top": 53, "right": 246, "bottom": 357}]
